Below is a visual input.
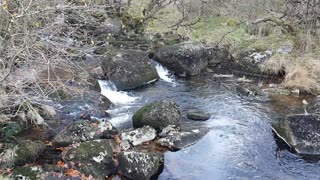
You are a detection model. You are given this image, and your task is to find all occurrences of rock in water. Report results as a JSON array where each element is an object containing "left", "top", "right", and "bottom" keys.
[
  {"left": 117, "top": 150, "right": 163, "bottom": 180},
  {"left": 154, "top": 42, "right": 209, "bottom": 76},
  {"left": 101, "top": 50, "right": 159, "bottom": 90},
  {"left": 157, "top": 127, "right": 210, "bottom": 150},
  {"left": 272, "top": 114, "right": 320, "bottom": 155},
  {"left": 187, "top": 110, "right": 211, "bottom": 121},
  {"left": 121, "top": 126, "right": 156, "bottom": 146},
  {"left": 63, "top": 139, "right": 118, "bottom": 177},
  {"left": 132, "top": 100, "right": 181, "bottom": 131}
]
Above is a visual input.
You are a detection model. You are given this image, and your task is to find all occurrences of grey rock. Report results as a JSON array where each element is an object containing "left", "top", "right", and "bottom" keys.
[
  {"left": 157, "top": 127, "right": 210, "bottom": 150},
  {"left": 154, "top": 42, "right": 209, "bottom": 76},
  {"left": 132, "top": 100, "right": 181, "bottom": 131},
  {"left": 63, "top": 139, "right": 118, "bottom": 177},
  {"left": 101, "top": 50, "right": 159, "bottom": 90},
  {"left": 121, "top": 126, "right": 156, "bottom": 146},
  {"left": 117, "top": 150, "right": 163, "bottom": 180},
  {"left": 158, "top": 125, "right": 181, "bottom": 137},
  {"left": 206, "top": 46, "right": 232, "bottom": 66},
  {"left": 98, "top": 94, "right": 113, "bottom": 109},
  {"left": 120, "top": 140, "right": 131, "bottom": 151},
  {"left": 272, "top": 114, "right": 320, "bottom": 155},
  {"left": 53, "top": 120, "right": 116, "bottom": 147},
  {"left": 187, "top": 110, "right": 211, "bottom": 121}
]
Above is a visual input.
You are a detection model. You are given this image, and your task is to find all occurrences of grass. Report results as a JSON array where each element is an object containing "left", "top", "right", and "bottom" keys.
[{"left": 142, "top": 4, "right": 320, "bottom": 94}]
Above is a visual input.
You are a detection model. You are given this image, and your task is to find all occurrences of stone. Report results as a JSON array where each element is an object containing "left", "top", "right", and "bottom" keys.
[
  {"left": 117, "top": 150, "right": 163, "bottom": 180},
  {"left": 63, "top": 139, "right": 118, "bottom": 177},
  {"left": 187, "top": 110, "right": 211, "bottom": 121},
  {"left": 53, "top": 120, "right": 117, "bottom": 147},
  {"left": 154, "top": 42, "right": 209, "bottom": 76},
  {"left": 101, "top": 50, "right": 159, "bottom": 90},
  {"left": 132, "top": 100, "right": 181, "bottom": 131},
  {"left": 158, "top": 125, "right": 181, "bottom": 137},
  {"left": 272, "top": 114, "right": 320, "bottom": 155},
  {"left": 120, "top": 126, "right": 156, "bottom": 146},
  {"left": 157, "top": 127, "right": 210, "bottom": 150}
]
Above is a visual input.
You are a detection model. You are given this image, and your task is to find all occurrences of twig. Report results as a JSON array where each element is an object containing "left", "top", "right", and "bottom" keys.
[{"left": 216, "top": 21, "right": 245, "bottom": 47}]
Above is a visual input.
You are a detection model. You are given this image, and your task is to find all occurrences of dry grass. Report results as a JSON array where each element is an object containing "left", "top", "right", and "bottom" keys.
[{"left": 260, "top": 53, "right": 320, "bottom": 94}]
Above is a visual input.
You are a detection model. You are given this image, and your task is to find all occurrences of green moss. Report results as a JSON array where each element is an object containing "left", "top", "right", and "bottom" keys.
[
  {"left": 132, "top": 103, "right": 153, "bottom": 123},
  {"left": 12, "top": 166, "right": 43, "bottom": 180}
]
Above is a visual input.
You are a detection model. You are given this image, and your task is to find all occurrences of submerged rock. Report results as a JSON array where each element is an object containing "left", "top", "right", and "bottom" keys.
[
  {"left": 132, "top": 100, "right": 181, "bottom": 131},
  {"left": 63, "top": 139, "right": 118, "bottom": 177},
  {"left": 154, "top": 42, "right": 208, "bottom": 76},
  {"left": 272, "top": 114, "right": 320, "bottom": 155},
  {"left": 101, "top": 49, "right": 159, "bottom": 90},
  {"left": 187, "top": 110, "right": 211, "bottom": 121},
  {"left": 117, "top": 150, "right": 163, "bottom": 180},
  {"left": 121, "top": 126, "right": 156, "bottom": 146},
  {"left": 157, "top": 127, "right": 210, "bottom": 150},
  {"left": 53, "top": 120, "right": 117, "bottom": 147}
]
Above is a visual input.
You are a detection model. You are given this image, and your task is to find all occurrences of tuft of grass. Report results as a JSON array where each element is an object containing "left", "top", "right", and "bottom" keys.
[{"left": 261, "top": 52, "right": 320, "bottom": 94}]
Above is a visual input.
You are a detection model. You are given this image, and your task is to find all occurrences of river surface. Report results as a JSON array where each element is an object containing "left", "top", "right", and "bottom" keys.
[{"left": 98, "top": 63, "right": 320, "bottom": 180}]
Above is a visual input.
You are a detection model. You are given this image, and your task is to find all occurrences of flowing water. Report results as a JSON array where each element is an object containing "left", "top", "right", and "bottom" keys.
[{"left": 98, "top": 63, "right": 320, "bottom": 180}]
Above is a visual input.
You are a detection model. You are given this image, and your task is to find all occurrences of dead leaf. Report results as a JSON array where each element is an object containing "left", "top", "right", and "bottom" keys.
[
  {"left": 46, "top": 141, "right": 53, "bottom": 147},
  {"left": 57, "top": 160, "right": 65, "bottom": 167},
  {"left": 65, "top": 169, "right": 80, "bottom": 177}
]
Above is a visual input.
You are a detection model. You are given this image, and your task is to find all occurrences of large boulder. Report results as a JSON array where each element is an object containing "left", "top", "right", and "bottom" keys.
[
  {"left": 53, "top": 120, "right": 117, "bottom": 147},
  {"left": 117, "top": 150, "right": 163, "bottom": 180},
  {"left": 272, "top": 114, "right": 320, "bottom": 155},
  {"left": 132, "top": 100, "right": 181, "bottom": 131},
  {"left": 63, "top": 139, "right": 118, "bottom": 177},
  {"left": 101, "top": 50, "right": 159, "bottom": 90},
  {"left": 154, "top": 42, "right": 208, "bottom": 76}
]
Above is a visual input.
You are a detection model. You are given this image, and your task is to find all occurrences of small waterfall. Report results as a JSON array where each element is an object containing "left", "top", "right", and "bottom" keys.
[
  {"left": 98, "top": 80, "right": 138, "bottom": 105},
  {"left": 154, "top": 62, "right": 176, "bottom": 84}
]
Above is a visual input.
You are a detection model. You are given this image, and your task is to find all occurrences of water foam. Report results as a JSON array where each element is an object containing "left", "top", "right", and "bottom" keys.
[
  {"left": 154, "top": 63, "right": 176, "bottom": 84},
  {"left": 98, "top": 80, "right": 138, "bottom": 105}
]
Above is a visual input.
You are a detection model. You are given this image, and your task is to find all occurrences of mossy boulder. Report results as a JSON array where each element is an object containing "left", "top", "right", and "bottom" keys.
[
  {"left": 53, "top": 120, "right": 117, "bottom": 147},
  {"left": 117, "top": 150, "right": 163, "bottom": 180},
  {"left": 101, "top": 49, "right": 159, "bottom": 90},
  {"left": 63, "top": 139, "right": 118, "bottom": 177},
  {"left": 0, "top": 140, "right": 45, "bottom": 168},
  {"left": 132, "top": 100, "right": 181, "bottom": 131}
]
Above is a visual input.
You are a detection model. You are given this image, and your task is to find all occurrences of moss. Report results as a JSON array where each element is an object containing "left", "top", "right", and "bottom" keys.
[
  {"left": 0, "top": 123, "right": 25, "bottom": 142},
  {"left": 132, "top": 103, "right": 153, "bottom": 123},
  {"left": 12, "top": 166, "right": 43, "bottom": 180},
  {"left": 15, "top": 140, "right": 45, "bottom": 166}
]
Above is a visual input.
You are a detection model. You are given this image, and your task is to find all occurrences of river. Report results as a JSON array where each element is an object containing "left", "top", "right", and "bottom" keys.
[{"left": 97, "top": 63, "right": 320, "bottom": 180}]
